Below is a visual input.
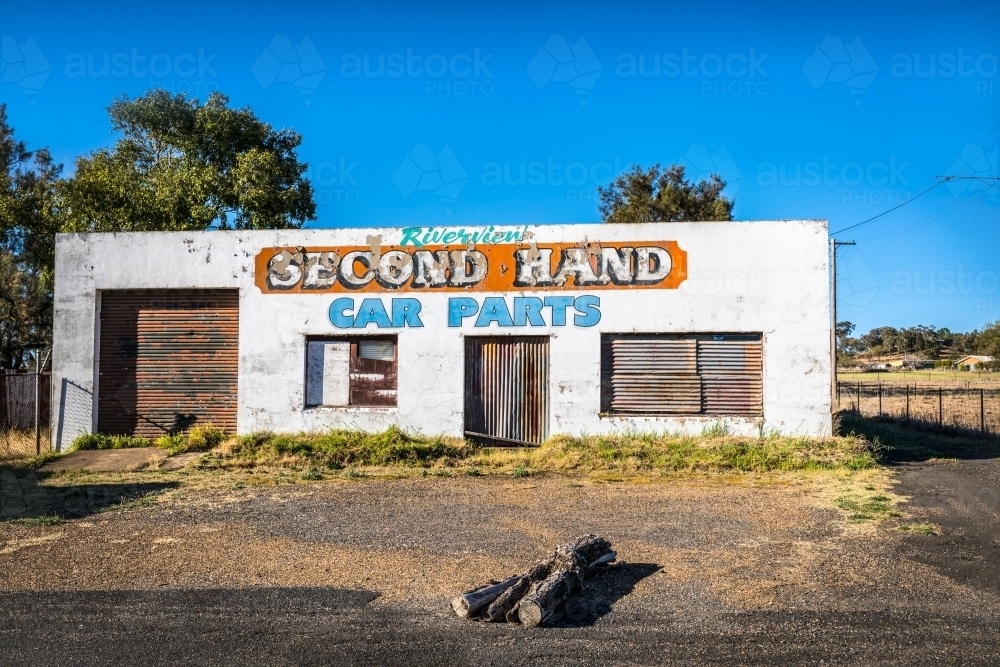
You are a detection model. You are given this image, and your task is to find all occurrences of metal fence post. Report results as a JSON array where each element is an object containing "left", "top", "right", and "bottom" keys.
[
  {"left": 857, "top": 382, "right": 861, "bottom": 415},
  {"left": 878, "top": 383, "right": 882, "bottom": 417},
  {"left": 938, "top": 387, "right": 943, "bottom": 427},
  {"left": 982, "top": 388, "right": 986, "bottom": 434},
  {"left": 905, "top": 384, "right": 910, "bottom": 421}
]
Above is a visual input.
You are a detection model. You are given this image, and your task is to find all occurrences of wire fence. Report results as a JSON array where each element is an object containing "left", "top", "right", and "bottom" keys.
[
  {"left": 837, "top": 381, "right": 1000, "bottom": 437},
  {"left": 0, "top": 371, "right": 51, "bottom": 459}
]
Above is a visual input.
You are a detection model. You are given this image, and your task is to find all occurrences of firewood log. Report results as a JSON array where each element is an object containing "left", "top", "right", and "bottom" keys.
[{"left": 450, "top": 575, "right": 519, "bottom": 618}]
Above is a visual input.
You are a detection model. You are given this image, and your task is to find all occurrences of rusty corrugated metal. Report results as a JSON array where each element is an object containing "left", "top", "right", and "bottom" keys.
[
  {"left": 601, "top": 334, "right": 762, "bottom": 417},
  {"left": 98, "top": 290, "right": 239, "bottom": 437},
  {"left": 601, "top": 336, "right": 700, "bottom": 414},
  {"left": 465, "top": 336, "right": 549, "bottom": 446},
  {"left": 349, "top": 338, "right": 397, "bottom": 406},
  {"left": 698, "top": 340, "right": 763, "bottom": 416}
]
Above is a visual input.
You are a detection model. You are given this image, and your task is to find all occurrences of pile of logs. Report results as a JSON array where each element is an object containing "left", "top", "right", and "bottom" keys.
[{"left": 451, "top": 534, "right": 617, "bottom": 627}]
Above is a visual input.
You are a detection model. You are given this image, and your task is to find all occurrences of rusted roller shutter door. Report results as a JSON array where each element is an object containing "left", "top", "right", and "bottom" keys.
[
  {"left": 465, "top": 336, "right": 549, "bottom": 446},
  {"left": 98, "top": 290, "right": 239, "bottom": 437}
]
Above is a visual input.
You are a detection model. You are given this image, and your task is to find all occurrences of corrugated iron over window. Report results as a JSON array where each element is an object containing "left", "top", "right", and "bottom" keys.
[
  {"left": 465, "top": 337, "right": 549, "bottom": 446},
  {"left": 349, "top": 338, "right": 397, "bottom": 407},
  {"left": 97, "top": 290, "right": 239, "bottom": 437},
  {"left": 601, "top": 334, "right": 762, "bottom": 417}
]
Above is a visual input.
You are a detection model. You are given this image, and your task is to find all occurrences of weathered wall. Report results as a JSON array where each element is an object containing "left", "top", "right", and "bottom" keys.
[{"left": 52, "top": 221, "right": 832, "bottom": 450}]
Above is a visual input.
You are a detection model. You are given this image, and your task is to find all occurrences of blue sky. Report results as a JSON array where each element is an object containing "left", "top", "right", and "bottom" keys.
[{"left": 2, "top": 0, "right": 998, "bottom": 333}]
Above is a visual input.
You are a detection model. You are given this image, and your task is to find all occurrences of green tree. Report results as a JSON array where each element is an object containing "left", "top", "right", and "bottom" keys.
[
  {"left": 0, "top": 104, "right": 61, "bottom": 368},
  {"left": 63, "top": 89, "right": 316, "bottom": 232},
  {"left": 977, "top": 320, "right": 1000, "bottom": 370},
  {"left": 598, "top": 163, "right": 734, "bottom": 223}
]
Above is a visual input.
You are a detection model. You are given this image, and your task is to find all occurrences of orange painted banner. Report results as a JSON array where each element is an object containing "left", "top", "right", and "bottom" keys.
[{"left": 254, "top": 241, "right": 687, "bottom": 293}]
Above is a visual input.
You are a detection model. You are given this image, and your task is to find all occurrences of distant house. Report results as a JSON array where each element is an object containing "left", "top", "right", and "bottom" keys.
[{"left": 952, "top": 355, "right": 994, "bottom": 371}]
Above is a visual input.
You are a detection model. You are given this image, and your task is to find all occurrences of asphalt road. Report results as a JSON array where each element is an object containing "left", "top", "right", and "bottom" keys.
[{"left": 2, "top": 458, "right": 999, "bottom": 666}]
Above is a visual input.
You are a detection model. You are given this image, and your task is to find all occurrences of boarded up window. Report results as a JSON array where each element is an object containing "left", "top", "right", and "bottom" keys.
[
  {"left": 601, "top": 334, "right": 762, "bottom": 417},
  {"left": 305, "top": 337, "right": 397, "bottom": 407}
]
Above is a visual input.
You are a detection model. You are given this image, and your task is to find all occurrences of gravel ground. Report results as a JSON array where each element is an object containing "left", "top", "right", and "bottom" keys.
[{"left": 1, "top": 467, "right": 998, "bottom": 665}]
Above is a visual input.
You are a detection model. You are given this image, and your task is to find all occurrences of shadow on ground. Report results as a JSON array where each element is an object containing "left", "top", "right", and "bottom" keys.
[
  {"left": 0, "top": 466, "right": 176, "bottom": 520},
  {"left": 552, "top": 562, "right": 662, "bottom": 627},
  {"left": 837, "top": 411, "right": 1000, "bottom": 463}
]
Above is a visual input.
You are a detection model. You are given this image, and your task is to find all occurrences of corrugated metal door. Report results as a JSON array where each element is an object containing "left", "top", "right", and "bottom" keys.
[
  {"left": 98, "top": 290, "right": 239, "bottom": 437},
  {"left": 698, "top": 339, "right": 763, "bottom": 416},
  {"left": 601, "top": 334, "right": 762, "bottom": 417},
  {"left": 465, "top": 337, "right": 549, "bottom": 446},
  {"left": 601, "top": 336, "right": 700, "bottom": 414}
]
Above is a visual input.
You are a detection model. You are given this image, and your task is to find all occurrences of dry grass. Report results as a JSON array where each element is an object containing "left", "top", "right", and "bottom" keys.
[
  {"left": 836, "top": 385, "right": 1000, "bottom": 434},
  {"left": 0, "top": 428, "right": 51, "bottom": 460}
]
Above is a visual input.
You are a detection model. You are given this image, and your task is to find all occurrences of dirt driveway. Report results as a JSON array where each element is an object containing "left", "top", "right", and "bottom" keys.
[{"left": 2, "top": 457, "right": 999, "bottom": 666}]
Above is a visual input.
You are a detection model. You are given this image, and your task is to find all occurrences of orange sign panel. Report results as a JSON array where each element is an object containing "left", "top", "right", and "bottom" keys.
[{"left": 254, "top": 241, "right": 687, "bottom": 293}]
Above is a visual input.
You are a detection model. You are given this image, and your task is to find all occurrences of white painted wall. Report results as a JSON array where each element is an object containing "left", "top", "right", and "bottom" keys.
[{"left": 52, "top": 221, "right": 832, "bottom": 450}]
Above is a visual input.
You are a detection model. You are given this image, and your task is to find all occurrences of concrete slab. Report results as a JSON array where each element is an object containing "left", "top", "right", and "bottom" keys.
[
  {"left": 158, "top": 452, "right": 204, "bottom": 471},
  {"left": 40, "top": 448, "right": 167, "bottom": 473}
]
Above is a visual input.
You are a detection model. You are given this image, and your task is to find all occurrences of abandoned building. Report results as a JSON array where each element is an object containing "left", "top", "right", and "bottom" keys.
[{"left": 51, "top": 221, "right": 833, "bottom": 450}]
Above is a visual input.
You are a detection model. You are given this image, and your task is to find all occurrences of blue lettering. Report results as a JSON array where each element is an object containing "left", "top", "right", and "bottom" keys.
[
  {"left": 573, "top": 295, "right": 601, "bottom": 327},
  {"left": 330, "top": 298, "right": 355, "bottom": 328},
  {"left": 543, "top": 296, "right": 575, "bottom": 326},
  {"left": 391, "top": 298, "right": 424, "bottom": 327},
  {"left": 475, "top": 296, "right": 514, "bottom": 327},
  {"left": 448, "top": 297, "right": 479, "bottom": 327},
  {"left": 512, "top": 296, "right": 545, "bottom": 326},
  {"left": 353, "top": 298, "right": 393, "bottom": 328}
]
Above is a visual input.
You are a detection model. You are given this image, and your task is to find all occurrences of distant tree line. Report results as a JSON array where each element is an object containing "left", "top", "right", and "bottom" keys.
[{"left": 837, "top": 321, "right": 1000, "bottom": 368}]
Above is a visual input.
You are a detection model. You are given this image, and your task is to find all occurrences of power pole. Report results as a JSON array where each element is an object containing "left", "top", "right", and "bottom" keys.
[{"left": 831, "top": 239, "right": 856, "bottom": 410}]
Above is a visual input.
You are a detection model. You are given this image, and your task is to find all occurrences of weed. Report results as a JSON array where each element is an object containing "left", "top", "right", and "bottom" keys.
[
  {"left": 72, "top": 433, "right": 149, "bottom": 451},
  {"left": 465, "top": 467, "right": 482, "bottom": 476},
  {"left": 513, "top": 463, "right": 531, "bottom": 478},
  {"left": 301, "top": 468, "right": 322, "bottom": 481},
  {"left": 899, "top": 523, "right": 938, "bottom": 535},
  {"left": 343, "top": 468, "right": 364, "bottom": 479},
  {"left": 7, "top": 515, "right": 65, "bottom": 526}
]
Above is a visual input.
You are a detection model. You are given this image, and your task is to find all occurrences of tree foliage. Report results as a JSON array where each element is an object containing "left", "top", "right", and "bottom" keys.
[
  {"left": 63, "top": 90, "right": 316, "bottom": 232},
  {"left": 0, "top": 104, "right": 61, "bottom": 368},
  {"left": 598, "top": 163, "right": 734, "bottom": 223}
]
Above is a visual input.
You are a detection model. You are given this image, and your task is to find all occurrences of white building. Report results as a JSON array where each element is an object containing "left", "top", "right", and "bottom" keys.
[{"left": 51, "top": 221, "right": 833, "bottom": 450}]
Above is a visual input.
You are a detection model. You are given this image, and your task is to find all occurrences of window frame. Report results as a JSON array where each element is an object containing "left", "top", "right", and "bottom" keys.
[{"left": 304, "top": 335, "right": 399, "bottom": 408}]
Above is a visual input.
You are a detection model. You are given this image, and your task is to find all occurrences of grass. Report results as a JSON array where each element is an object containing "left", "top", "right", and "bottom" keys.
[
  {"left": 71, "top": 424, "right": 226, "bottom": 455},
  {"left": 6, "top": 515, "right": 65, "bottom": 526},
  {"left": 0, "top": 428, "right": 52, "bottom": 460},
  {"left": 195, "top": 425, "right": 878, "bottom": 477}
]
